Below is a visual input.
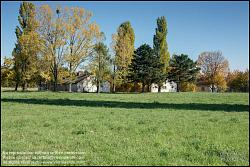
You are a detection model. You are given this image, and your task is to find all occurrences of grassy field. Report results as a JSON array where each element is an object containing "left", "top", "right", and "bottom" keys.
[{"left": 1, "top": 90, "right": 249, "bottom": 166}]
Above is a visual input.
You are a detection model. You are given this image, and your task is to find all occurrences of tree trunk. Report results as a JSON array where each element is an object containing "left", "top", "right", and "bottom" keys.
[
  {"left": 97, "top": 80, "right": 100, "bottom": 93},
  {"left": 55, "top": 76, "right": 58, "bottom": 92},
  {"left": 53, "top": 81, "right": 56, "bottom": 91},
  {"left": 147, "top": 84, "right": 150, "bottom": 92},
  {"left": 112, "top": 64, "right": 116, "bottom": 93},
  {"left": 97, "top": 82, "right": 99, "bottom": 93},
  {"left": 176, "top": 76, "right": 181, "bottom": 92},
  {"left": 176, "top": 83, "right": 180, "bottom": 92},
  {"left": 112, "top": 84, "right": 115, "bottom": 93},
  {"left": 69, "top": 48, "right": 73, "bottom": 93},
  {"left": 22, "top": 82, "right": 27, "bottom": 91},
  {"left": 38, "top": 80, "right": 41, "bottom": 91},
  {"left": 98, "top": 82, "right": 101, "bottom": 93},
  {"left": 158, "top": 85, "right": 161, "bottom": 93},
  {"left": 15, "top": 83, "right": 18, "bottom": 91},
  {"left": 134, "top": 82, "right": 136, "bottom": 92},
  {"left": 142, "top": 83, "right": 145, "bottom": 93},
  {"left": 25, "top": 83, "right": 27, "bottom": 91},
  {"left": 53, "top": 61, "right": 58, "bottom": 92},
  {"left": 69, "top": 83, "right": 72, "bottom": 92},
  {"left": 211, "top": 84, "right": 215, "bottom": 93},
  {"left": 126, "top": 83, "right": 129, "bottom": 93},
  {"left": 98, "top": 52, "right": 101, "bottom": 94}
]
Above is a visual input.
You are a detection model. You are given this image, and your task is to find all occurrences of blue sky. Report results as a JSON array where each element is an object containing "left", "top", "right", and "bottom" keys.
[{"left": 1, "top": 1, "right": 249, "bottom": 71}]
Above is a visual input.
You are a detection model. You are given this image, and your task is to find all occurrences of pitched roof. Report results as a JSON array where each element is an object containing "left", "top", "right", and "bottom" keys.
[{"left": 62, "top": 73, "right": 90, "bottom": 84}]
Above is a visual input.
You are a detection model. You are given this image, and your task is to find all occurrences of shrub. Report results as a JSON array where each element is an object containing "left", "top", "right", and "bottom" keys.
[{"left": 180, "top": 82, "right": 197, "bottom": 92}]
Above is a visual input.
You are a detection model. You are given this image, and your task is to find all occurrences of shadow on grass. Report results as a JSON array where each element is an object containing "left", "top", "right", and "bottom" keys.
[
  {"left": 1, "top": 90, "right": 38, "bottom": 93},
  {"left": 1, "top": 90, "right": 140, "bottom": 94},
  {"left": 1, "top": 98, "right": 249, "bottom": 112}
]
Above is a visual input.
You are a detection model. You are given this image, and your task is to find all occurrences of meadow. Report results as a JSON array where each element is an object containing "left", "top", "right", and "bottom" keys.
[{"left": 1, "top": 90, "right": 249, "bottom": 166}]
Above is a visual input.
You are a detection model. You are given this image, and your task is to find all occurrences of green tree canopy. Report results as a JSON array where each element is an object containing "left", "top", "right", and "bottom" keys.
[
  {"left": 227, "top": 70, "right": 249, "bottom": 92},
  {"left": 89, "top": 42, "right": 111, "bottom": 93},
  {"left": 153, "top": 16, "right": 170, "bottom": 92},
  {"left": 168, "top": 54, "right": 200, "bottom": 92},
  {"left": 128, "top": 44, "right": 164, "bottom": 92},
  {"left": 12, "top": 2, "right": 40, "bottom": 91},
  {"left": 112, "top": 21, "right": 135, "bottom": 87}
]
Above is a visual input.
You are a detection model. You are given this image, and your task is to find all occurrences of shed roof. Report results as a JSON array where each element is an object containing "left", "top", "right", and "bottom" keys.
[{"left": 62, "top": 73, "right": 90, "bottom": 84}]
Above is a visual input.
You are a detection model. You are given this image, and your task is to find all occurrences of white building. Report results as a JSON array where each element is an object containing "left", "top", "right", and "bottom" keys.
[
  {"left": 151, "top": 80, "right": 177, "bottom": 92},
  {"left": 39, "top": 73, "right": 110, "bottom": 93},
  {"left": 76, "top": 76, "right": 110, "bottom": 93}
]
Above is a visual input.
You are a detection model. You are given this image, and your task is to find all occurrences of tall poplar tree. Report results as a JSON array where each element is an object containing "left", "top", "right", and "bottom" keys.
[
  {"left": 153, "top": 16, "right": 170, "bottom": 92},
  {"left": 112, "top": 21, "right": 135, "bottom": 90},
  {"left": 12, "top": 2, "right": 40, "bottom": 91}
]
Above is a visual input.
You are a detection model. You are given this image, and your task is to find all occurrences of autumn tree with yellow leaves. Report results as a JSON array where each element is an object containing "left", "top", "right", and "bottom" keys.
[
  {"left": 112, "top": 21, "right": 135, "bottom": 91},
  {"left": 12, "top": 2, "right": 41, "bottom": 91},
  {"left": 63, "top": 7, "right": 101, "bottom": 92},
  {"left": 37, "top": 5, "right": 67, "bottom": 91},
  {"left": 1, "top": 57, "right": 15, "bottom": 87},
  {"left": 37, "top": 5, "right": 101, "bottom": 92},
  {"left": 197, "top": 51, "right": 229, "bottom": 92}
]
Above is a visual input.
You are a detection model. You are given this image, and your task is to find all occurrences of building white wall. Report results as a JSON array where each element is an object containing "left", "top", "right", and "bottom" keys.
[
  {"left": 151, "top": 80, "right": 177, "bottom": 92},
  {"left": 76, "top": 76, "right": 96, "bottom": 92},
  {"left": 77, "top": 76, "right": 110, "bottom": 93}
]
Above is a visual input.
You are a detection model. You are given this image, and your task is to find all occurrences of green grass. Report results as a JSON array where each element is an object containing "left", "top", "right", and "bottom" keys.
[{"left": 1, "top": 91, "right": 249, "bottom": 166}]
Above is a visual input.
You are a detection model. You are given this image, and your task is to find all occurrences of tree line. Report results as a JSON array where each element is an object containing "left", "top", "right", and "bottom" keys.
[{"left": 1, "top": 2, "right": 249, "bottom": 93}]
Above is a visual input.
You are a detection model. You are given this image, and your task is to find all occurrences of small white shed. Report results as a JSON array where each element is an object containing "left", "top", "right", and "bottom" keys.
[
  {"left": 151, "top": 80, "right": 177, "bottom": 92},
  {"left": 76, "top": 76, "right": 110, "bottom": 93}
]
